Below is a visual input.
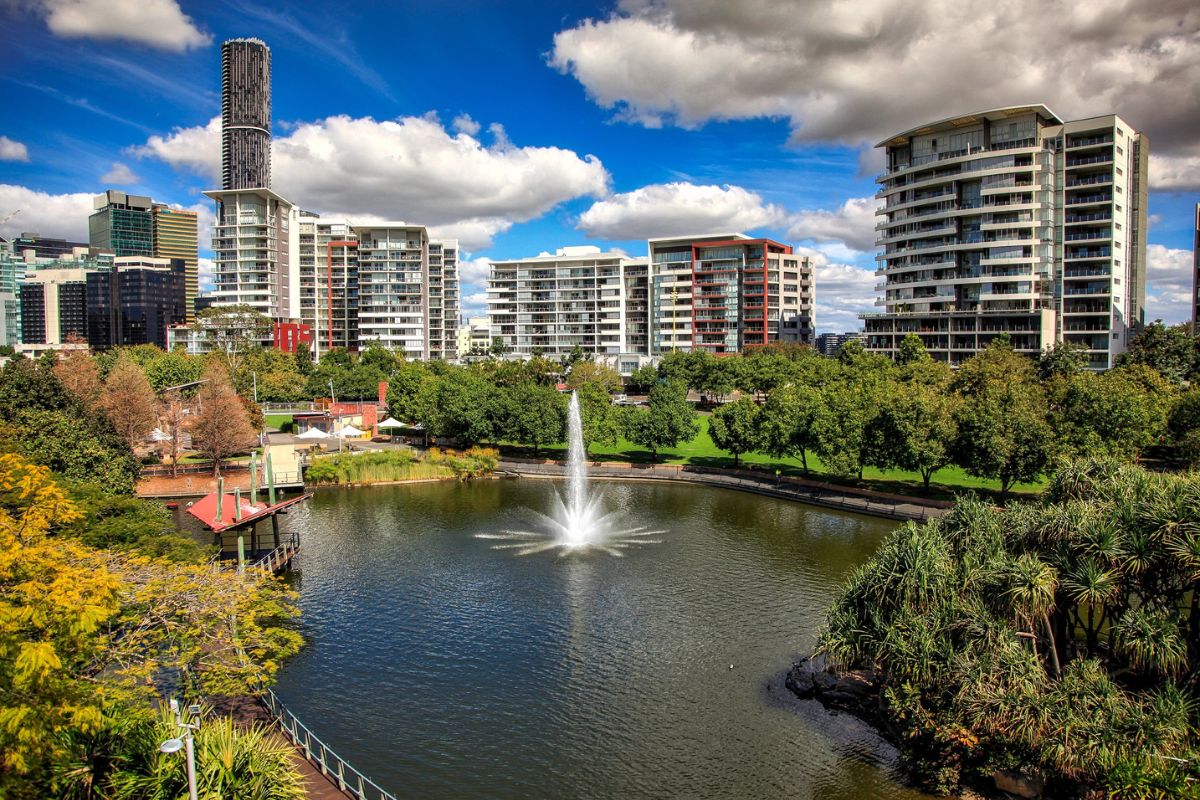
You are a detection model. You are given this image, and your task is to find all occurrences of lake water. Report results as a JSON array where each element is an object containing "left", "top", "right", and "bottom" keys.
[{"left": 272, "top": 479, "right": 930, "bottom": 799}]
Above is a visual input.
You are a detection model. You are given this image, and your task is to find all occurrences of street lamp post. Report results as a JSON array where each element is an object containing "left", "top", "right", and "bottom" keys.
[{"left": 159, "top": 698, "right": 199, "bottom": 800}]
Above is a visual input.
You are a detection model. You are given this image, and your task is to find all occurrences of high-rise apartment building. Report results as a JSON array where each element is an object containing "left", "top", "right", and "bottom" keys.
[
  {"left": 428, "top": 239, "right": 460, "bottom": 361},
  {"left": 297, "top": 214, "right": 358, "bottom": 356},
  {"left": 86, "top": 257, "right": 187, "bottom": 350},
  {"left": 816, "top": 332, "right": 865, "bottom": 357},
  {"left": 865, "top": 105, "right": 1148, "bottom": 369},
  {"left": 355, "top": 224, "right": 429, "bottom": 358},
  {"left": 221, "top": 38, "right": 271, "bottom": 190},
  {"left": 89, "top": 190, "right": 154, "bottom": 257},
  {"left": 152, "top": 205, "right": 199, "bottom": 320},
  {"left": 487, "top": 246, "right": 650, "bottom": 360},
  {"left": 204, "top": 187, "right": 296, "bottom": 319},
  {"left": 648, "top": 234, "right": 815, "bottom": 354},
  {"left": 20, "top": 268, "right": 89, "bottom": 348},
  {"left": 1, "top": 247, "right": 113, "bottom": 348}
]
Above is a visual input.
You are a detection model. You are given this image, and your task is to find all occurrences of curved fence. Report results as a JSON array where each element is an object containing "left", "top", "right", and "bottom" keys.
[
  {"left": 499, "top": 459, "right": 951, "bottom": 522},
  {"left": 263, "top": 688, "right": 397, "bottom": 800}
]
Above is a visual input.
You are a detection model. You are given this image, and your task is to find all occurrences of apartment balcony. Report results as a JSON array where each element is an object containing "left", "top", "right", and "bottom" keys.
[
  {"left": 1065, "top": 212, "right": 1112, "bottom": 225},
  {"left": 1065, "top": 193, "right": 1112, "bottom": 207},
  {"left": 1065, "top": 175, "right": 1113, "bottom": 188},
  {"left": 1065, "top": 135, "right": 1113, "bottom": 150}
]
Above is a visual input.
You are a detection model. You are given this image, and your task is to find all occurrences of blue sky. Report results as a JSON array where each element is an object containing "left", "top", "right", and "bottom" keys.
[{"left": 1, "top": 0, "right": 1197, "bottom": 332}]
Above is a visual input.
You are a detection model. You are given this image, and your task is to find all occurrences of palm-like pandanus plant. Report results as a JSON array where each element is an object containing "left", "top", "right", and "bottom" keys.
[{"left": 818, "top": 457, "right": 1200, "bottom": 795}]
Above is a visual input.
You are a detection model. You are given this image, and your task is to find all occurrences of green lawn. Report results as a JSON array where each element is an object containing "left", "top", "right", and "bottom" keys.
[
  {"left": 498, "top": 415, "right": 1045, "bottom": 503},
  {"left": 264, "top": 414, "right": 294, "bottom": 432}
]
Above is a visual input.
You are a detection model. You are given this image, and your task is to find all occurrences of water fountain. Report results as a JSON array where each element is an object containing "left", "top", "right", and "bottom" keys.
[{"left": 478, "top": 391, "right": 662, "bottom": 556}]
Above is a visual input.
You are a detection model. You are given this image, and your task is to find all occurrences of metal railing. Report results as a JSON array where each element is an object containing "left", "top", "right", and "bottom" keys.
[
  {"left": 248, "top": 532, "right": 300, "bottom": 579},
  {"left": 263, "top": 689, "right": 397, "bottom": 800}
]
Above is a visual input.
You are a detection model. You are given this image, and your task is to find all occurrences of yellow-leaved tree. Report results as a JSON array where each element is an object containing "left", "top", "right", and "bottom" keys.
[{"left": 0, "top": 453, "right": 122, "bottom": 779}]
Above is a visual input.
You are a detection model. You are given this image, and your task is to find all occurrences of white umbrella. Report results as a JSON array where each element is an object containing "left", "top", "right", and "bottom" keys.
[
  {"left": 377, "top": 417, "right": 406, "bottom": 429},
  {"left": 296, "top": 427, "right": 331, "bottom": 440},
  {"left": 339, "top": 424, "right": 366, "bottom": 438}
]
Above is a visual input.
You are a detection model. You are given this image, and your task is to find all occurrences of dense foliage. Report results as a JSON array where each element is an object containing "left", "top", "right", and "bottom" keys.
[
  {"left": 305, "top": 447, "right": 499, "bottom": 484},
  {"left": 819, "top": 459, "right": 1200, "bottom": 795}
]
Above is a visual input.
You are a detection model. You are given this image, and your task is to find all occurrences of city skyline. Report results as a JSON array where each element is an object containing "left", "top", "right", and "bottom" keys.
[{"left": 0, "top": 0, "right": 1197, "bottom": 333}]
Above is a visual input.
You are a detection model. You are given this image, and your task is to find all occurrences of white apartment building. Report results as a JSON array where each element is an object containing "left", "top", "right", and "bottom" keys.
[
  {"left": 296, "top": 214, "right": 357, "bottom": 357},
  {"left": 649, "top": 234, "right": 815, "bottom": 355},
  {"left": 865, "top": 105, "right": 1148, "bottom": 369},
  {"left": 427, "top": 239, "right": 460, "bottom": 361},
  {"left": 487, "top": 246, "right": 649, "bottom": 361},
  {"left": 204, "top": 187, "right": 298, "bottom": 320}
]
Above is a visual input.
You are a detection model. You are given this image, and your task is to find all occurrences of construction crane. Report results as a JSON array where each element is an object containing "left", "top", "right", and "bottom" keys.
[{"left": 0, "top": 209, "right": 20, "bottom": 229}]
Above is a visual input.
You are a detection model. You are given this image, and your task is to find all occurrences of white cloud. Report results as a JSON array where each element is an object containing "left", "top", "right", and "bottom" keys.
[
  {"left": 0, "top": 184, "right": 94, "bottom": 241},
  {"left": 134, "top": 114, "right": 610, "bottom": 250},
  {"left": 577, "top": 182, "right": 783, "bottom": 240},
  {"left": 452, "top": 114, "right": 481, "bottom": 136},
  {"left": 100, "top": 161, "right": 139, "bottom": 184},
  {"left": 461, "top": 291, "right": 489, "bottom": 317},
  {"left": 786, "top": 196, "right": 878, "bottom": 253},
  {"left": 1149, "top": 154, "right": 1200, "bottom": 192},
  {"left": 456, "top": 255, "right": 491, "bottom": 286},
  {"left": 550, "top": 0, "right": 1200, "bottom": 165},
  {"left": 128, "top": 116, "right": 221, "bottom": 182},
  {"left": 32, "top": 0, "right": 211, "bottom": 51},
  {"left": 1144, "top": 244, "right": 1194, "bottom": 325},
  {"left": 197, "top": 256, "right": 214, "bottom": 291},
  {"left": 0, "top": 136, "right": 29, "bottom": 162}
]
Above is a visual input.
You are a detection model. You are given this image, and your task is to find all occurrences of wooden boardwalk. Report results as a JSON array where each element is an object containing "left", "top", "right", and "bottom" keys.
[{"left": 213, "top": 695, "right": 354, "bottom": 799}]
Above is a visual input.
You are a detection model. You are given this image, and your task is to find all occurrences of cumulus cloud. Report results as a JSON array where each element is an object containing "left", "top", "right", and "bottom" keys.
[
  {"left": 197, "top": 255, "right": 215, "bottom": 292},
  {"left": 460, "top": 291, "right": 489, "bottom": 317},
  {"left": 456, "top": 255, "right": 491, "bottom": 286},
  {"left": 28, "top": 0, "right": 210, "bottom": 51},
  {"left": 1149, "top": 154, "right": 1200, "bottom": 192},
  {"left": 134, "top": 114, "right": 610, "bottom": 250},
  {"left": 0, "top": 136, "right": 29, "bottom": 162},
  {"left": 1144, "top": 244, "right": 1194, "bottom": 325},
  {"left": 577, "top": 182, "right": 783, "bottom": 240},
  {"left": 787, "top": 196, "right": 879, "bottom": 253},
  {"left": 100, "top": 162, "right": 139, "bottom": 184},
  {"left": 128, "top": 116, "right": 221, "bottom": 182},
  {"left": 0, "top": 184, "right": 95, "bottom": 241},
  {"left": 550, "top": 0, "right": 1200, "bottom": 168}
]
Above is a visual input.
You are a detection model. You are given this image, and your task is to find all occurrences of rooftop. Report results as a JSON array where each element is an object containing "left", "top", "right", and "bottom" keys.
[{"left": 877, "top": 104, "right": 1062, "bottom": 148}]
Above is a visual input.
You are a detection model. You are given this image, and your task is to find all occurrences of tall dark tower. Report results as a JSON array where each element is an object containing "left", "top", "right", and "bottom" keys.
[{"left": 221, "top": 38, "right": 271, "bottom": 190}]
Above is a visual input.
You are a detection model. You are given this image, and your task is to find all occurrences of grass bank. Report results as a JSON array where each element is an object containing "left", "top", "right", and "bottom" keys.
[
  {"left": 305, "top": 447, "right": 498, "bottom": 485},
  {"left": 498, "top": 415, "right": 1044, "bottom": 503}
]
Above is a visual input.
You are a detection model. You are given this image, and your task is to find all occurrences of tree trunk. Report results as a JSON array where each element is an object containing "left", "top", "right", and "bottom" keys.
[
  {"left": 1042, "top": 611, "right": 1061, "bottom": 678},
  {"left": 733, "top": 452, "right": 740, "bottom": 467},
  {"left": 800, "top": 449, "right": 809, "bottom": 476},
  {"left": 922, "top": 467, "right": 933, "bottom": 491},
  {"left": 213, "top": 457, "right": 222, "bottom": 477}
]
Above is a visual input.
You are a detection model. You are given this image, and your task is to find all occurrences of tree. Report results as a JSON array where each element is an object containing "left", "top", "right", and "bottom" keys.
[
  {"left": 1116, "top": 320, "right": 1196, "bottom": 384},
  {"left": 0, "top": 358, "right": 138, "bottom": 493},
  {"left": 873, "top": 381, "right": 960, "bottom": 490},
  {"left": 896, "top": 333, "right": 929, "bottom": 365},
  {"left": 490, "top": 336, "right": 508, "bottom": 357},
  {"left": 577, "top": 382, "right": 622, "bottom": 453},
  {"left": 1051, "top": 366, "right": 1172, "bottom": 461},
  {"left": 623, "top": 380, "right": 699, "bottom": 459},
  {"left": 954, "top": 379, "right": 1054, "bottom": 502},
  {"left": 101, "top": 353, "right": 159, "bottom": 451},
  {"left": 759, "top": 383, "right": 825, "bottom": 475},
  {"left": 501, "top": 382, "right": 566, "bottom": 454},
  {"left": 193, "top": 304, "right": 273, "bottom": 373},
  {"left": 294, "top": 341, "right": 315, "bottom": 375},
  {"left": 815, "top": 378, "right": 886, "bottom": 479},
  {"left": 708, "top": 396, "right": 762, "bottom": 466},
  {"left": 52, "top": 339, "right": 100, "bottom": 409},
  {"left": 1169, "top": 387, "right": 1200, "bottom": 465},
  {"left": 1037, "top": 340, "right": 1088, "bottom": 381},
  {"left": 187, "top": 361, "right": 257, "bottom": 475},
  {"left": 566, "top": 360, "right": 622, "bottom": 393},
  {"left": 157, "top": 389, "right": 187, "bottom": 477},
  {"left": 627, "top": 364, "right": 659, "bottom": 394}
]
